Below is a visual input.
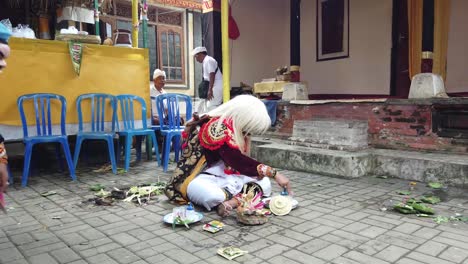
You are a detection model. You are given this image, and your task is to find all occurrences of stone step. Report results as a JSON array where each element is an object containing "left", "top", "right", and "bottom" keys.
[
  {"left": 291, "top": 119, "right": 369, "bottom": 150},
  {"left": 251, "top": 138, "right": 468, "bottom": 187},
  {"left": 251, "top": 139, "right": 372, "bottom": 178}
]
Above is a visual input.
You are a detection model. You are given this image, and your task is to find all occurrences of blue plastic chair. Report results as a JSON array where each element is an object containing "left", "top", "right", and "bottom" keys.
[
  {"left": 17, "top": 93, "right": 76, "bottom": 187},
  {"left": 74, "top": 93, "right": 117, "bottom": 174},
  {"left": 115, "top": 94, "right": 161, "bottom": 171},
  {"left": 155, "top": 93, "right": 192, "bottom": 172}
]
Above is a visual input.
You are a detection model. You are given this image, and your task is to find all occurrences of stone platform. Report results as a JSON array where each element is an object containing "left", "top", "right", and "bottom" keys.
[{"left": 252, "top": 137, "right": 468, "bottom": 187}]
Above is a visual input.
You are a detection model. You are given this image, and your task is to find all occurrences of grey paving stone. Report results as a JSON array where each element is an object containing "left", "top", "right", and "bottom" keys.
[
  {"left": 9, "top": 233, "right": 35, "bottom": 246},
  {"left": 0, "top": 247, "right": 24, "bottom": 262},
  {"left": 67, "top": 260, "right": 89, "bottom": 264},
  {"left": 356, "top": 240, "right": 390, "bottom": 255},
  {"left": 412, "top": 227, "right": 441, "bottom": 240},
  {"left": 265, "top": 233, "right": 302, "bottom": 247},
  {"left": 86, "top": 253, "right": 119, "bottom": 264},
  {"left": 162, "top": 248, "right": 201, "bottom": 264},
  {"left": 0, "top": 241, "right": 16, "bottom": 250},
  {"left": 407, "top": 251, "right": 455, "bottom": 264},
  {"left": 28, "top": 253, "right": 59, "bottom": 264},
  {"left": 393, "top": 223, "right": 423, "bottom": 234},
  {"left": 305, "top": 225, "right": 336, "bottom": 237},
  {"left": 110, "top": 233, "right": 140, "bottom": 246},
  {"left": 438, "top": 246, "right": 468, "bottom": 263},
  {"left": 433, "top": 236, "right": 468, "bottom": 250},
  {"left": 321, "top": 234, "right": 362, "bottom": 249},
  {"left": 332, "top": 230, "right": 370, "bottom": 244},
  {"left": 314, "top": 244, "right": 348, "bottom": 261},
  {"left": 374, "top": 245, "right": 410, "bottom": 263},
  {"left": 251, "top": 243, "right": 289, "bottom": 260},
  {"left": 358, "top": 226, "right": 388, "bottom": 238},
  {"left": 269, "top": 255, "right": 302, "bottom": 264},
  {"left": 395, "top": 258, "right": 426, "bottom": 264},
  {"left": 3, "top": 258, "right": 29, "bottom": 264},
  {"left": 415, "top": 241, "right": 448, "bottom": 257},
  {"left": 331, "top": 256, "right": 362, "bottom": 264},
  {"left": 145, "top": 254, "right": 178, "bottom": 264},
  {"left": 50, "top": 247, "right": 81, "bottom": 263},
  {"left": 344, "top": 251, "right": 391, "bottom": 264},
  {"left": 106, "top": 247, "right": 141, "bottom": 264},
  {"left": 282, "top": 229, "right": 314, "bottom": 243},
  {"left": 297, "top": 238, "right": 331, "bottom": 254},
  {"left": 342, "top": 222, "right": 371, "bottom": 233},
  {"left": 283, "top": 249, "right": 324, "bottom": 264},
  {"left": 80, "top": 242, "right": 122, "bottom": 258},
  {"left": 21, "top": 242, "right": 68, "bottom": 257}
]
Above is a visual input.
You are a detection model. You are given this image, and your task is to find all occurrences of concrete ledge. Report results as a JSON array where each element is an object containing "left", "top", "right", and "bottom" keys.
[
  {"left": 251, "top": 141, "right": 373, "bottom": 178},
  {"left": 251, "top": 138, "right": 468, "bottom": 187},
  {"left": 371, "top": 149, "right": 468, "bottom": 186}
]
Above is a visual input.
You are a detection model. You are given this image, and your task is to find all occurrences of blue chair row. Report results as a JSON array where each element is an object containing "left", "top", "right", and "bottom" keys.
[
  {"left": 151, "top": 93, "right": 192, "bottom": 172},
  {"left": 17, "top": 93, "right": 161, "bottom": 187}
]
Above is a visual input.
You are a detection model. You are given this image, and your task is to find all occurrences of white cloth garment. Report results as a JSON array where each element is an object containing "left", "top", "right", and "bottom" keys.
[
  {"left": 187, "top": 161, "right": 271, "bottom": 211},
  {"left": 202, "top": 55, "right": 223, "bottom": 109},
  {"left": 150, "top": 85, "right": 165, "bottom": 119}
]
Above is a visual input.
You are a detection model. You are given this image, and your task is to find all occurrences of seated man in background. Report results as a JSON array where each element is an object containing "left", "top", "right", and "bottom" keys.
[{"left": 150, "top": 69, "right": 167, "bottom": 125}]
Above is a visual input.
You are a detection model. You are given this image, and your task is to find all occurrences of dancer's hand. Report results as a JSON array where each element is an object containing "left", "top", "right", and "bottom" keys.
[{"left": 274, "top": 173, "right": 293, "bottom": 196}]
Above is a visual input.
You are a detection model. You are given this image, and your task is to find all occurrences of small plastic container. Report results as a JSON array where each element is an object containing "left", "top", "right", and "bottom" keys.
[{"left": 186, "top": 202, "right": 196, "bottom": 221}]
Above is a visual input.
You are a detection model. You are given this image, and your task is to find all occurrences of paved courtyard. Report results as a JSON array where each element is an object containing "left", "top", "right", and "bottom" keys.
[{"left": 1, "top": 160, "right": 468, "bottom": 264}]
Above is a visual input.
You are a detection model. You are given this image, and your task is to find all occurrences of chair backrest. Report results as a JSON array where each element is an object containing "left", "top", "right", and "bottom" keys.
[
  {"left": 156, "top": 93, "right": 193, "bottom": 130},
  {"left": 76, "top": 93, "right": 116, "bottom": 132},
  {"left": 17, "top": 93, "right": 67, "bottom": 138},
  {"left": 115, "top": 94, "right": 148, "bottom": 130}
]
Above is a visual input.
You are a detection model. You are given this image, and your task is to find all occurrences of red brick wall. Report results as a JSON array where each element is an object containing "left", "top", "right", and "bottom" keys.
[
  {"left": 270, "top": 102, "right": 379, "bottom": 137},
  {"left": 369, "top": 104, "right": 467, "bottom": 153},
  {"left": 269, "top": 101, "right": 468, "bottom": 153}
]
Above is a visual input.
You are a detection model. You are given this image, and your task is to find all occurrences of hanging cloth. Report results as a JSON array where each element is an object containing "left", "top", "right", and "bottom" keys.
[
  {"left": 433, "top": 0, "right": 451, "bottom": 80},
  {"left": 228, "top": 6, "right": 240, "bottom": 40}
]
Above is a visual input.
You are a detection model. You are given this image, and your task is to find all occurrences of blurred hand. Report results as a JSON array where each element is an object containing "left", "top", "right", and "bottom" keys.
[
  {"left": 274, "top": 173, "right": 293, "bottom": 196},
  {"left": 207, "top": 89, "right": 214, "bottom": 101}
]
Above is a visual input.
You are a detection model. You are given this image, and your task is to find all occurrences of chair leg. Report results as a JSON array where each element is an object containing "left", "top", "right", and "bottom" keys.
[
  {"left": 145, "top": 135, "right": 152, "bottom": 161},
  {"left": 60, "top": 139, "right": 76, "bottom": 181},
  {"left": 163, "top": 134, "right": 173, "bottom": 172},
  {"left": 55, "top": 143, "right": 65, "bottom": 172},
  {"left": 150, "top": 132, "right": 161, "bottom": 167},
  {"left": 173, "top": 136, "right": 181, "bottom": 162},
  {"left": 73, "top": 136, "right": 84, "bottom": 170},
  {"left": 22, "top": 143, "right": 34, "bottom": 187},
  {"left": 135, "top": 136, "right": 143, "bottom": 162},
  {"left": 116, "top": 136, "right": 123, "bottom": 164},
  {"left": 106, "top": 137, "right": 117, "bottom": 174},
  {"left": 124, "top": 135, "right": 132, "bottom": 172}
]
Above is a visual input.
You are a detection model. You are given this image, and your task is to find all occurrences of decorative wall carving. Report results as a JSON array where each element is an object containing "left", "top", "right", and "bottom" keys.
[
  {"left": 158, "top": 12, "right": 182, "bottom": 26},
  {"left": 115, "top": 1, "right": 132, "bottom": 18}
]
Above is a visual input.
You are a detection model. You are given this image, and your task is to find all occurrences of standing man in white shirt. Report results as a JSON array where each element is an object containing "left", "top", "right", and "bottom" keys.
[{"left": 192, "top": 47, "right": 223, "bottom": 113}]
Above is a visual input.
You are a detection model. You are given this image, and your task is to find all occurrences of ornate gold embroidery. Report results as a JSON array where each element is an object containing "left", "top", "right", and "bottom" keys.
[{"left": 256, "top": 164, "right": 276, "bottom": 179}]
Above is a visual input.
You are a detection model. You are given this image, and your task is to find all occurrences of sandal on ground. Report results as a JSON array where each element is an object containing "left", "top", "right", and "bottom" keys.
[{"left": 217, "top": 202, "right": 233, "bottom": 217}]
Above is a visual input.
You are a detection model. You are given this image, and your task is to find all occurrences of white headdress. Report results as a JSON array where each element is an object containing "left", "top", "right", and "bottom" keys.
[
  {"left": 206, "top": 95, "right": 271, "bottom": 150},
  {"left": 153, "top": 69, "right": 166, "bottom": 80},
  {"left": 191, "top": 46, "right": 207, "bottom": 56}
]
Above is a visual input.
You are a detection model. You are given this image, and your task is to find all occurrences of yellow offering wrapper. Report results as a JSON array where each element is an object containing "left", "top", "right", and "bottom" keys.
[
  {"left": 217, "top": 246, "right": 248, "bottom": 260},
  {"left": 203, "top": 220, "right": 224, "bottom": 233}
]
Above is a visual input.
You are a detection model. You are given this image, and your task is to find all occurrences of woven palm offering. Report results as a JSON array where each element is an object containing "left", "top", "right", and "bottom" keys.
[{"left": 236, "top": 186, "right": 271, "bottom": 225}]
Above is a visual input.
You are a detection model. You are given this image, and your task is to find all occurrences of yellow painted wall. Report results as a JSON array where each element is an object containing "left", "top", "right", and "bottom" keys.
[{"left": 0, "top": 38, "right": 150, "bottom": 126}]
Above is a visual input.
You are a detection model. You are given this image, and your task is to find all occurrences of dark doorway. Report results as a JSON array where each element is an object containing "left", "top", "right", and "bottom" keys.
[{"left": 390, "top": 0, "right": 411, "bottom": 98}]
